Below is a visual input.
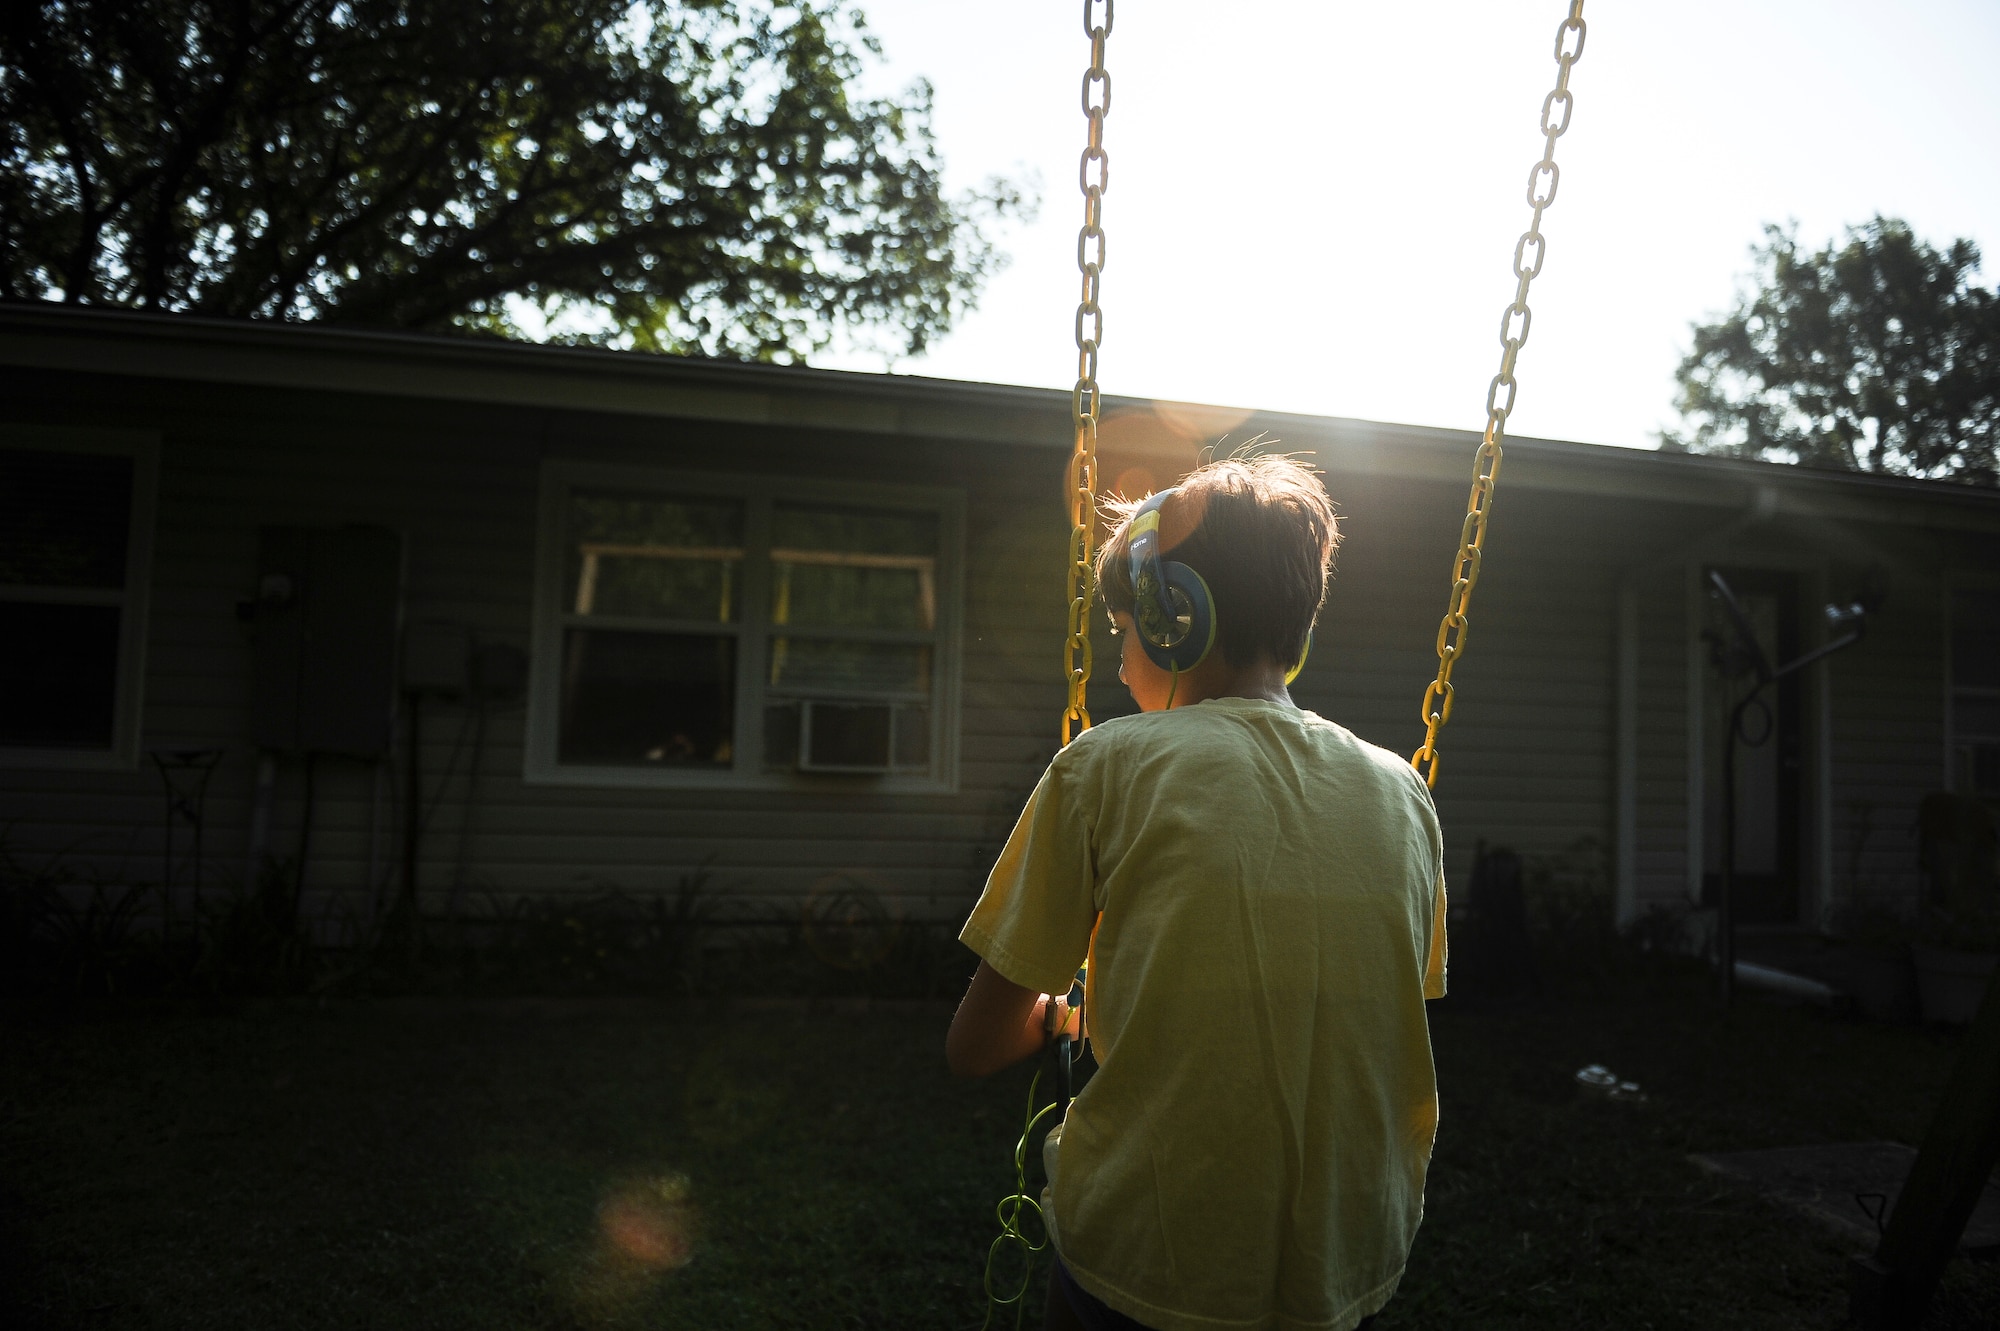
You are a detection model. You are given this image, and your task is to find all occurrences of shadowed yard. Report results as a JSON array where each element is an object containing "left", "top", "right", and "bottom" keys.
[{"left": 3, "top": 980, "right": 1997, "bottom": 1329}]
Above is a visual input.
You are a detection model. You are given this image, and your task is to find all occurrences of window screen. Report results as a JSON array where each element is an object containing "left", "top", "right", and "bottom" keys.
[
  {"left": 559, "top": 629, "right": 735, "bottom": 766},
  {"left": 765, "top": 504, "right": 939, "bottom": 773},
  {"left": 0, "top": 449, "right": 135, "bottom": 750},
  {"left": 565, "top": 493, "right": 742, "bottom": 623},
  {"left": 0, "top": 449, "right": 131, "bottom": 588},
  {"left": 556, "top": 493, "right": 744, "bottom": 767},
  {"left": 0, "top": 602, "right": 120, "bottom": 747}
]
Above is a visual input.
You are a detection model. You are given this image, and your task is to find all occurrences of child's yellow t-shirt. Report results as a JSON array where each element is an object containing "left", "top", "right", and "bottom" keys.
[{"left": 961, "top": 697, "right": 1447, "bottom": 1331}]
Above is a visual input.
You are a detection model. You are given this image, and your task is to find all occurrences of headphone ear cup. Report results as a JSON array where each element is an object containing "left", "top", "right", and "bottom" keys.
[{"left": 1139, "top": 560, "right": 1216, "bottom": 673}]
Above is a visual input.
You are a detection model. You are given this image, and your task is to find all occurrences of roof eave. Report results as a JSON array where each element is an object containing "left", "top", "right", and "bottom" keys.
[{"left": 4, "top": 302, "right": 1997, "bottom": 529}]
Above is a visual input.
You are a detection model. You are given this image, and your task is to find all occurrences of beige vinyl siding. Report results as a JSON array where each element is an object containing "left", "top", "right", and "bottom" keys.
[
  {"left": 1631, "top": 560, "right": 1694, "bottom": 912},
  {"left": 0, "top": 374, "right": 1075, "bottom": 929},
  {"left": 1301, "top": 475, "right": 1662, "bottom": 888}
]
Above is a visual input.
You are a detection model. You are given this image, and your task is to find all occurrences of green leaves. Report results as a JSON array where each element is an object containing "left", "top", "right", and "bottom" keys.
[
  {"left": 0, "top": 1, "right": 1027, "bottom": 361},
  {"left": 1663, "top": 218, "right": 2000, "bottom": 485}
]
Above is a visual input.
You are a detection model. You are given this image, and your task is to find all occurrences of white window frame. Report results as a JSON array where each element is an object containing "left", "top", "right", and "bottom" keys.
[
  {"left": 524, "top": 459, "right": 963, "bottom": 792},
  {"left": 0, "top": 425, "right": 159, "bottom": 771}
]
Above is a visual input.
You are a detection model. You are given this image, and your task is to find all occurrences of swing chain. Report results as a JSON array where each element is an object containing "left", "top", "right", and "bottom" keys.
[
  {"left": 1063, "top": 0, "right": 1113, "bottom": 745},
  {"left": 1412, "top": 0, "right": 1586, "bottom": 790}
]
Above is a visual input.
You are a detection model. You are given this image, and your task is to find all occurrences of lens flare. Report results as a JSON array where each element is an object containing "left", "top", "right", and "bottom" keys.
[{"left": 597, "top": 1174, "right": 696, "bottom": 1271}]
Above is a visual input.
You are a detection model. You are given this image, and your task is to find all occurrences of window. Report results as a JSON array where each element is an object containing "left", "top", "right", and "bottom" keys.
[
  {"left": 1951, "top": 588, "right": 2000, "bottom": 796},
  {"left": 0, "top": 428, "right": 157, "bottom": 768},
  {"left": 558, "top": 492, "right": 743, "bottom": 768},
  {"left": 527, "top": 463, "right": 961, "bottom": 790}
]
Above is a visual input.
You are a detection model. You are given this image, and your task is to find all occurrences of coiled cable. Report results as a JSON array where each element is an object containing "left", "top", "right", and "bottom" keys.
[{"left": 980, "top": 1068, "right": 1059, "bottom": 1330}]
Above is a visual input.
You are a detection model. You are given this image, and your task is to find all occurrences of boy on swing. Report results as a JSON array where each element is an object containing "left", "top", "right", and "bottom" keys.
[{"left": 948, "top": 454, "right": 1448, "bottom": 1331}]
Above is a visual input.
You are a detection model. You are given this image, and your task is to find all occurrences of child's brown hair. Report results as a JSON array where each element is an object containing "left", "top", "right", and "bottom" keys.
[{"left": 1095, "top": 452, "right": 1340, "bottom": 669}]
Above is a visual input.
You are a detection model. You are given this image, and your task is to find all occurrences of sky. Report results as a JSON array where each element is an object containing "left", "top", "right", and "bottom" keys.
[{"left": 814, "top": 0, "right": 2000, "bottom": 451}]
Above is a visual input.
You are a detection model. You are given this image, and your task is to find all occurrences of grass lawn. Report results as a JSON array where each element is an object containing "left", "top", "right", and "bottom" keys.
[{"left": 3, "top": 976, "right": 1997, "bottom": 1329}]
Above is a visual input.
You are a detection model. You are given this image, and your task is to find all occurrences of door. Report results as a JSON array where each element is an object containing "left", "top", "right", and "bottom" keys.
[{"left": 1701, "top": 568, "right": 1803, "bottom": 924}]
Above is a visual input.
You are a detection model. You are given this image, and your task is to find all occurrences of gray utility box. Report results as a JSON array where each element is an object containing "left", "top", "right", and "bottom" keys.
[{"left": 249, "top": 526, "right": 402, "bottom": 756}]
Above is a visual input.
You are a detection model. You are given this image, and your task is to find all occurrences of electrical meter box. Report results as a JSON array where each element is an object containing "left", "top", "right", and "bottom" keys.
[{"left": 249, "top": 526, "right": 402, "bottom": 755}]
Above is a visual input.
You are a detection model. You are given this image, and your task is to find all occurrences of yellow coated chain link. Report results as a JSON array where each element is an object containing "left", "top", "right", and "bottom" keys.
[
  {"left": 1412, "top": 0, "right": 1586, "bottom": 790},
  {"left": 1062, "top": 0, "right": 1113, "bottom": 746}
]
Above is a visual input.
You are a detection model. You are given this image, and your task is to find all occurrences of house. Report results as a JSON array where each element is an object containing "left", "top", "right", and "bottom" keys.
[{"left": 2, "top": 304, "right": 1996, "bottom": 947}]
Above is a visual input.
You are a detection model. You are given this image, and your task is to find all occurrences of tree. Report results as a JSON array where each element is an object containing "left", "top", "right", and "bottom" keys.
[
  {"left": 0, "top": 0, "right": 1026, "bottom": 360},
  {"left": 1663, "top": 217, "right": 2000, "bottom": 485}
]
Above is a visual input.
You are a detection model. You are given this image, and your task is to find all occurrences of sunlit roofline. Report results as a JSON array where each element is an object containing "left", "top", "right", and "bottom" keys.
[{"left": 3, "top": 301, "right": 1997, "bottom": 516}]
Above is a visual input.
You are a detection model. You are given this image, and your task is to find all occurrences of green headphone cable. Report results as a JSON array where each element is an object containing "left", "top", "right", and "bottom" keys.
[{"left": 981, "top": 1068, "right": 1060, "bottom": 1330}]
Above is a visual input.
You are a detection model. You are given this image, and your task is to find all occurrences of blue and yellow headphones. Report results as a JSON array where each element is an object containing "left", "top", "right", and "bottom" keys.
[
  {"left": 1125, "top": 488, "right": 1310, "bottom": 687},
  {"left": 1126, "top": 489, "right": 1217, "bottom": 673}
]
